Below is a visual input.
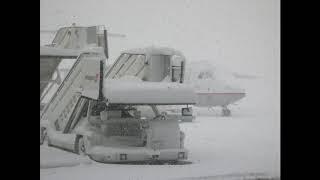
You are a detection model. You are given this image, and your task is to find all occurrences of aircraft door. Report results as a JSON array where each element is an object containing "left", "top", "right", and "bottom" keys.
[
  {"left": 149, "top": 55, "right": 171, "bottom": 82},
  {"left": 170, "top": 55, "right": 185, "bottom": 83}
]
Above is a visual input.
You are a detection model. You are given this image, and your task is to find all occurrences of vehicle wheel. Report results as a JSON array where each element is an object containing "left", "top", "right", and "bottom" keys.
[
  {"left": 222, "top": 108, "right": 231, "bottom": 116},
  {"left": 168, "top": 160, "right": 178, "bottom": 165},
  {"left": 225, "top": 109, "right": 231, "bottom": 116},
  {"left": 40, "top": 128, "right": 44, "bottom": 145},
  {"left": 43, "top": 134, "right": 50, "bottom": 146},
  {"left": 75, "top": 136, "right": 86, "bottom": 156},
  {"left": 40, "top": 128, "right": 48, "bottom": 146}
]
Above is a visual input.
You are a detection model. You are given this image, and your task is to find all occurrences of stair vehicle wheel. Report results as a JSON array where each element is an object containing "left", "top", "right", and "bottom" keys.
[
  {"left": 226, "top": 109, "right": 231, "bottom": 116},
  {"left": 222, "top": 108, "right": 231, "bottom": 116},
  {"left": 40, "top": 128, "right": 49, "bottom": 146},
  {"left": 75, "top": 136, "right": 87, "bottom": 156}
]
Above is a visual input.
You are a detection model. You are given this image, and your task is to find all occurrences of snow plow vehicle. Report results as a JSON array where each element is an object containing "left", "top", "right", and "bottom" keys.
[{"left": 40, "top": 49, "right": 196, "bottom": 163}]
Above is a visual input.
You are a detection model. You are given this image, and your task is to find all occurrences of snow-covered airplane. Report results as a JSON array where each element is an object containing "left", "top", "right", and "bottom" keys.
[{"left": 184, "top": 61, "right": 247, "bottom": 116}]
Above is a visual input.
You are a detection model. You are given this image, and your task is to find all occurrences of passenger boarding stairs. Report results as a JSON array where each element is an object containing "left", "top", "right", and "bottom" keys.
[{"left": 40, "top": 52, "right": 105, "bottom": 133}]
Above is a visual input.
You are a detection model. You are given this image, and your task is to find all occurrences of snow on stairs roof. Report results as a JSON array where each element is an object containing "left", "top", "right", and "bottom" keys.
[
  {"left": 40, "top": 46, "right": 81, "bottom": 57},
  {"left": 121, "top": 46, "right": 185, "bottom": 57}
]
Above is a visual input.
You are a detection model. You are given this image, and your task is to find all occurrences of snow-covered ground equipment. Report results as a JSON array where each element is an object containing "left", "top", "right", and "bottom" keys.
[
  {"left": 40, "top": 47, "right": 196, "bottom": 162},
  {"left": 106, "top": 46, "right": 246, "bottom": 116},
  {"left": 40, "top": 25, "right": 109, "bottom": 100},
  {"left": 40, "top": 24, "right": 127, "bottom": 112},
  {"left": 104, "top": 47, "right": 195, "bottom": 120}
]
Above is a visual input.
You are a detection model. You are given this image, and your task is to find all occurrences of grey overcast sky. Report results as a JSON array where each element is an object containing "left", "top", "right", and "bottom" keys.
[{"left": 40, "top": 0, "right": 280, "bottom": 79}]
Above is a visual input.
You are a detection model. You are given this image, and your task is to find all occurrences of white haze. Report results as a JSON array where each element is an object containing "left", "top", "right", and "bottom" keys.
[
  {"left": 40, "top": 0, "right": 279, "bottom": 78},
  {"left": 40, "top": 0, "right": 280, "bottom": 179}
]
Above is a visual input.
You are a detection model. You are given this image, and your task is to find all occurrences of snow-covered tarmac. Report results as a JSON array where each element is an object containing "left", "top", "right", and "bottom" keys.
[{"left": 40, "top": 78, "right": 280, "bottom": 180}]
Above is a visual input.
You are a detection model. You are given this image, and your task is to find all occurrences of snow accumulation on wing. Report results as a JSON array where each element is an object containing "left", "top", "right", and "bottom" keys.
[{"left": 122, "top": 46, "right": 185, "bottom": 58}]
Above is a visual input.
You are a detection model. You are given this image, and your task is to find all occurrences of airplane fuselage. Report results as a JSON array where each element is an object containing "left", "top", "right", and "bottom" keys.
[{"left": 196, "top": 92, "right": 245, "bottom": 107}]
